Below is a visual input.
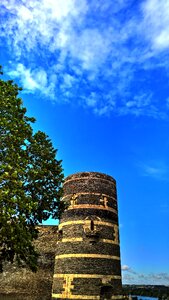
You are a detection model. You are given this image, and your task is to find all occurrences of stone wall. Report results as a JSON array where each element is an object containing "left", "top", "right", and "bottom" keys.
[{"left": 0, "top": 225, "right": 58, "bottom": 300}]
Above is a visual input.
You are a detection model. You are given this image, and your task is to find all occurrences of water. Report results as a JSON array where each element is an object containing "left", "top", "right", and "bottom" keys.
[{"left": 133, "top": 296, "right": 158, "bottom": 300}]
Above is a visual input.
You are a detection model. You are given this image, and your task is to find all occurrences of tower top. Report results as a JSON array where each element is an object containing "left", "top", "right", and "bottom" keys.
[{"left": 64, "top": 171, "right": 116, "bottom": 184}]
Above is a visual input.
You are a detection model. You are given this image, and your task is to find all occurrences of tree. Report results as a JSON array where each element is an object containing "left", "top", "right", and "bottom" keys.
[{"left": 0, "top": 67, "right": 64, "bottom": 272}]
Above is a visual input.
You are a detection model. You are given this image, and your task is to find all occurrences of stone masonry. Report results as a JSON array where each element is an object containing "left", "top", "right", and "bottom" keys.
[
  {"left": 52, "top": 172, "right": 123, "bottom": 300},
  {"left": 0, "top": 226, "right": 57, "bottom": 300},
  {"left": 0, "top": 171, "right": 124, "bottom": 300}
]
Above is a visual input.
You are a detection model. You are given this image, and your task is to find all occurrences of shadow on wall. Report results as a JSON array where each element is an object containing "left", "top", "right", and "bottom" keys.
[{"left": 100, "top": 285, "right": 113, "bottom": 300}]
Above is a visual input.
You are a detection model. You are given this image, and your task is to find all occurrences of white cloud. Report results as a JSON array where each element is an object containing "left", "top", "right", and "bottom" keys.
[
  {"left": 1, "top": 0, "right": 169, "bottom": 117},
  {"left": 18, "top": 6, "right": 33, "bottom": 21},
  {"left": 138, "top": 160, "right": 169, "bottom": 180},
  {"left": 1, "top": 0, "right": 88, "bottom": 54},
  {"left": 8, "top": 64, "right": 40, "bottom": 91},
  {"left": 141, "top": 0, "right": 169, "bottom": 51},
  {"left": 122, "top": 265, "right": 136, "bottom": 274},
  {"left": 85, "top": 93, "right": 97, "bottom": 107},
  {"left": 122, "top": 265, "right": 131, "bottom": 271},
  {"left": 67, "top": 28, "right": 112, "bottom": 71},
  {"left": 122, "top": 270, "right": 169, "bottom": 285},
  {"left": 63, "top": 74, "right": 75, "bottom": 88},
  {"left": 7, "top": 63, "right": 57, "bottom": 98}
]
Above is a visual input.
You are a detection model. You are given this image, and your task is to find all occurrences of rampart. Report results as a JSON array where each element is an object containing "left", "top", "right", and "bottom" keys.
[{"left": 0, "top": 226, "right": 57, "bottom": 300}]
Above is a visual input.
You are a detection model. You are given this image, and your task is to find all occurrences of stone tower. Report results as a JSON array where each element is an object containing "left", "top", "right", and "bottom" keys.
[{"left": 52, "top": 172, "right": 123, "bottom": 300}]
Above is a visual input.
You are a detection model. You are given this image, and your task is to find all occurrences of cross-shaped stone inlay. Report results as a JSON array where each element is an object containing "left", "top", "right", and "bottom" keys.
[
  {"left": 100, "top": 196, "right": 108, "bottom": 208},
  {"left": 70, "top": 194, "right": 78, "bottom": 207},
  {"left": 62, "top": 275, "right": 74, "bottom": 297}
]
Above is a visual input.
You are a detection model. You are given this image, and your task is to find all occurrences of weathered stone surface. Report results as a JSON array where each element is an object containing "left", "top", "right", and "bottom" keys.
[
  {"left": 0, "top": 226, "right": 57, "bottom": 300},
  {"left": 52, "top": 172, "right": 123, "bottom": 300},
  {"left": 0, "top": 172, "right": 123, "bottom": 300}
]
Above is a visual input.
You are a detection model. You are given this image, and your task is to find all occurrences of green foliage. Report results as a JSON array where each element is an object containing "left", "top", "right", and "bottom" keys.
[{"left": 0, "top": 67, "right": 64, "bottom": 272}]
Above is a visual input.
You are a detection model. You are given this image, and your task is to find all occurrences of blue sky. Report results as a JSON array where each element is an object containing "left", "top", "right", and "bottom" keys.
[{"left": 0, "top": 0, "right": 169, "bottom": 286}]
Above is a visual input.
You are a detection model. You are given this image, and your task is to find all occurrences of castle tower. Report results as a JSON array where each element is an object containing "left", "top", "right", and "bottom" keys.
[{"left": 52, "top": 172, "right": 123, "bottom": 300}]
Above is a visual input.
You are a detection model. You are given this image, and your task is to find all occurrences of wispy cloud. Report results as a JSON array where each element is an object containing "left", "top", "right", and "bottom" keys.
[
  {"left": 138, "top": 160, "right": 169, "bottom": 180},
  {"left": 122, "top": 266, "right": 169, "bottom": 285},
  {"left": 7, "top": 63, "right": 57, "bottom": 98},
  {"left": 122, "top": 265, "right": 136, "bottom": 274},
  {"left": 1, "top": 0, "right": 169, "bottom": 117},
  {"left": 141, "top": 0, "right": 169, "bottom": 52}
]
